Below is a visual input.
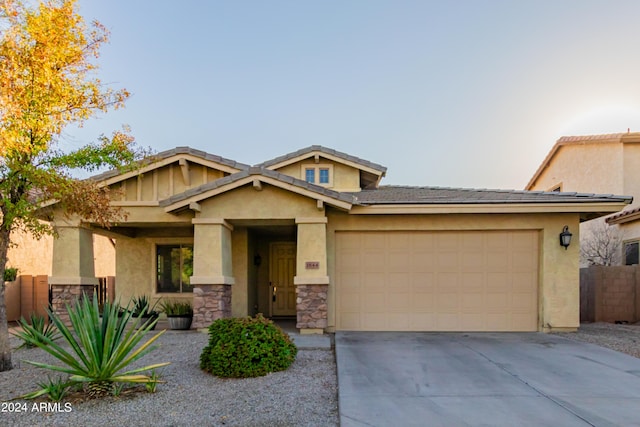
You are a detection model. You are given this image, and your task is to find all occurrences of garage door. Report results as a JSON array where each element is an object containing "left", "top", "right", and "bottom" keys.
[{"left": 335, "top": 231, "right": 539, "bottom": 332}]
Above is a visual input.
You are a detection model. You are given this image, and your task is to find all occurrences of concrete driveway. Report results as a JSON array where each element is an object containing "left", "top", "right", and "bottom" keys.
[{"left": 336, "top": 332, "right": 640, "bottom": 426}]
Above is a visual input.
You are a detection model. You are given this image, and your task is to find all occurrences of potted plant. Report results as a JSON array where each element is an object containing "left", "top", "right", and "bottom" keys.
[
  {"left": 4, "top": 267, "right": 18, "bottom": 282},
  {"left": 131, "top": 295, "right": 161, "bottom": 330},
  {"left": 159, "top": 299, "right": 193, "bottom": 330}
]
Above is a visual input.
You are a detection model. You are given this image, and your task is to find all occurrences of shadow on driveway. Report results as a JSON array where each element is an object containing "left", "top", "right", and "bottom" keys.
[{"left": 336, "top": 332, "right": 640, "bottom": 427}]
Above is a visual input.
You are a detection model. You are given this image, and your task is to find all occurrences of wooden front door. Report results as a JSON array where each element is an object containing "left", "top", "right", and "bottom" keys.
[{"left": 270, "top": 242, "right": 296, "bottom": 316}]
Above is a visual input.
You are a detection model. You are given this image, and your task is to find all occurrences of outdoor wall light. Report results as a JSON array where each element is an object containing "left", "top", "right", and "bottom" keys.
[
  {"left": 559, "top": 225, "right": 572, "bottom": 250},
  {"left": 254, "top": 253, "right": 262, "bottom": 266}
]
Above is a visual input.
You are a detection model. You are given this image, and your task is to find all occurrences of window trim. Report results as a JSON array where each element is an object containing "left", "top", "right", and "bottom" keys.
[{"left": 301, "top": 164, "right": 334, "bottom": 187}]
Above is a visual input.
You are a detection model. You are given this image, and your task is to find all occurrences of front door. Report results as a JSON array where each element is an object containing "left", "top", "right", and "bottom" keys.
[{"left": 270, "top": 242, "right": 296, "bottom": 316}]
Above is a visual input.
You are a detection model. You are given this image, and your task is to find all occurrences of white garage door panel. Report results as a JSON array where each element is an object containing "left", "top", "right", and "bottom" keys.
[{"left": 335, "top": 231, "right": 539, "bottom": 332}]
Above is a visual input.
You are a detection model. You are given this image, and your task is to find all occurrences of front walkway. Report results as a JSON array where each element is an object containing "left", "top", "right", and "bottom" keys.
[{"left": 336, "top": 331, "right": 640, "bottom": 426}]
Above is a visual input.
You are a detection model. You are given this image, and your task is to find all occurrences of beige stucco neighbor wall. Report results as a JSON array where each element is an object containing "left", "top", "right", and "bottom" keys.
[
  {"left": 7, "top": 229, "right": 114, "bottom": 277},
  {"left": 326, "top": 211, "right": 581, "bottom": 332},
  {"left": 623, "top": 143, "right": 640, "bottom": 200},
  {"left": 530, "top": 143, "right": 623, "bottom": 194}
]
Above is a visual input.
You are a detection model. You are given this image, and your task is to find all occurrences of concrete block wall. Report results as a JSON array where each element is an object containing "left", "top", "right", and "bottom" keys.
[{"left": 581, "top": 266, "right": 640, "bottom": 323}]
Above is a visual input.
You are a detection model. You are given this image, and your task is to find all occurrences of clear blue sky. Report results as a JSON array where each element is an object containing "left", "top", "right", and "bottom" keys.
[{"left": 65, "top": 0, "right": 640, "bottom": 189}]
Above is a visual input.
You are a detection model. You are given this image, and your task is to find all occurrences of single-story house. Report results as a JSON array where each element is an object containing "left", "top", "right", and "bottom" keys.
[{"left": 48, "top": 146, "right": 631, "bottom": 333}]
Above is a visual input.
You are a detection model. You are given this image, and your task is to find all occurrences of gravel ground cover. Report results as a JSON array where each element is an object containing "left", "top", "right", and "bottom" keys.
[
  {"left": 0, "top": 329, "right": 338, "bottom": 427},
  {"left": 554, "top": 321, "right": 640, "bottom": 359}
]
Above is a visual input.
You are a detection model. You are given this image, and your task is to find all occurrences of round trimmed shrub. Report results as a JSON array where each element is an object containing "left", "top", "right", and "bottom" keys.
[{"left": 199, "top": 314, "right": 297, "bottom": 378}]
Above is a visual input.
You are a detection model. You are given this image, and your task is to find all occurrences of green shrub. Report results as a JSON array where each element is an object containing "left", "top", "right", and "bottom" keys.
[
  {"left": 3, "top": 267, "right": 18, "bottom": 282},
  {"left": 200, "top": 314, "right": 297, "bottom": 378}
]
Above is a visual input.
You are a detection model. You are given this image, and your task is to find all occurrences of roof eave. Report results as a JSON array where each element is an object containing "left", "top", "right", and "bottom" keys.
[
  {"left": 348, "top": 201, "right": 630, "bottom": 216},
  {"left": 161, "top": 173, "right": 354, "bottom": 213}
]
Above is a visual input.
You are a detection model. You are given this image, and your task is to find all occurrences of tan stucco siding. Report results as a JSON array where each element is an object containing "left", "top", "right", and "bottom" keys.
[
  {"left": 199, "top": 184, "right": 323, "bottom": 219},
  {"left": 326, "top": 211, "right": 581, "bottom": 332},
  {"left": 116, "top": 236, "right": 193, "bottom": 304},
  {"left": 113, "top": 163, "right": 226, "bottom": 202},
  {"left": 231, "top": 228, "right": 249, "bottom": 317},
  {"left": 530, "top": 143, "right": 623, "bottom": 194},
  {"left": 274, "top": 159, "right": 361, "bottom": 191}
]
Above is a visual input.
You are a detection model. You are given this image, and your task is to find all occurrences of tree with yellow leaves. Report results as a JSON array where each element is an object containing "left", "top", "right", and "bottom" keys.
[{"left": 0, "top": 0, "right": 144, "bottom": 371}]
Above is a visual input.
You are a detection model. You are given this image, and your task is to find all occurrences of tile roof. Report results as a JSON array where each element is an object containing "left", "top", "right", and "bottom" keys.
[
  {"left": 556, "top": 133, "right": 626, "bottom": 143},
  {"left": 90, "top": 146, "right": 250, "bottom": 182},
  {"left": 159, "top": 167, "right": 356, "bottom": 208},
  {"left": 256, "top": 145, "right": 387, "bottom": 174},
  {"left": 348, "top": 186, "right": 632, "bottom": 205},
  {"left": 606, "top": 206, "right": 640, "bottom": 223}
]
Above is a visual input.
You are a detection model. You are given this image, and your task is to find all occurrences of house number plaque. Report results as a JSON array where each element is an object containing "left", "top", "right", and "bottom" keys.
[{"left": 305, "top": 261, "right": 320, "bottom": 269}]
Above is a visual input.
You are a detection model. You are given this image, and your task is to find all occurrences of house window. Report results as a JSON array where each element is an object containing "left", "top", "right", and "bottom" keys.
[
  {"left": 625, "top": 241, "right": 639, "bottom": 265},
  {"left": 305, "top": 168, "right": 315, "bottom": 183},
  {"left": 301, "top": 164, "right": 333, "bottom": 187},
  {"left": 319, "top": 168, "right": 330, "bottom": 184},
  {"left": 156, "top": 244, "right": 194, "bottom": 293}
]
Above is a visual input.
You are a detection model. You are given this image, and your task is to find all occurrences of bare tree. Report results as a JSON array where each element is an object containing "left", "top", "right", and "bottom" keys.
[{"left": 580, "top": 221, "right": 623, "bottom": 266}]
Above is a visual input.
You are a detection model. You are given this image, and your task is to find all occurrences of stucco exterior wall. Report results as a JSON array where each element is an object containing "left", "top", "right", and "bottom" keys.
[
  {"left": 231, "top": 228, "right": 249, "bottom": 317},
  {"left": 530, "top": 143, "right": 623, "bottom": 194},
  {"left": 199, "top": 184, "right": 323, "bottom": 219},
  {"left": 326, "top": 210, "right": 581, "bottom": 332},
  {"left": 116, "top": 236, "right": 193, "bottom": 305}
]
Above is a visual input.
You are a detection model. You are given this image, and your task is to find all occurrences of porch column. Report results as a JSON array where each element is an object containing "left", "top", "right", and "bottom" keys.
[
  {"left": 295, "top": 217, "right": 329, "bottom": 334},
  {"left": 191, "top": 218, "right": 235, "bottom": 329},
  {"left": 49, "top": 225, "right": 98, "bottom": 323}
]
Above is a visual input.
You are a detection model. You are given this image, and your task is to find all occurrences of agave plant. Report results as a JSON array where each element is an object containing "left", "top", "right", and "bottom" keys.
[
  {"left": 12, "top": 313, "right": 61, "bottom": 349},
  {"left": 20, "top": 295, "right": 170, "bottom": 398}
]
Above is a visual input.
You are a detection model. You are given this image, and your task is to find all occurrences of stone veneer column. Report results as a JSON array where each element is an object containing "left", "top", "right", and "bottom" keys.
[
  {"left": 295, "top": 217, "right": 329, "bottom": 334},
  {"left": 191, "top": 218, "right": 235, "bottom": 329},
  {"left": 49, "top": 225, "right": 98, "bottom": 324}
]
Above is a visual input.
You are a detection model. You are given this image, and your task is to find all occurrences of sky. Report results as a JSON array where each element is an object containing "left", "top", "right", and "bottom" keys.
[{"left": 61, "top": 0, "right": 640, "bottom": 190}]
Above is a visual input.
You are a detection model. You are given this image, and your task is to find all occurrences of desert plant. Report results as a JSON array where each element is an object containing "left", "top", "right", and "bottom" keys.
[
  {"left": 200, "top": 314, "right": 297, "bottom": 378},
  {"left": 19, "top": 295, "right": 170, "bottom": 399},
  {"left": 131, "top": 295, "right": 161, "bottom": 317},
  {"left": 145, "top": 369, "right": 162, "bottom": 393},
  {"left": 3, "top": 267, "right": 17, "bottom": 282},
  {"left": 22, "top": 376, "right": 71, "bottom": 402},
  {"left": 159, "top": 299, "right": 193, "bottom": 316},
  {"left": 12, "top": 313, "right": 61, "bottom": 349}
]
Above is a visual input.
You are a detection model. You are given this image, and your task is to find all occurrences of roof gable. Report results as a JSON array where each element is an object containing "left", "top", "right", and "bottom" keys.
[
  {"left": 91, "top": 146, "right": 249, "bottom": 187},
  {"left": 526, "top": 132, "right": 640, "bottom": 190},
  {"left": 256, "top": 145, "right": 387, "bottom": 189},
  {"left": 159, "top": 167, "right": 355, "bottom": 213}
]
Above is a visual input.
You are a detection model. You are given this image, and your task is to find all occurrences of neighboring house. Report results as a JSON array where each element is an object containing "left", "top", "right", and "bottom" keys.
[
  {"left": 526, "top": 132, "right": 640, "bottom": 265},
  {"left": 47, "top": 146, "right": 630, "bottom": 333},
  {"left": 6, "top": 228, "right": 114, "bottom": 277}
]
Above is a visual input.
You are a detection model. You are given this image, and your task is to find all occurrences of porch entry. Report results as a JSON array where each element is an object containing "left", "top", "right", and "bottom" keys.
[{"left": 270, "top": 242, "right": 296, "bottom": 316}]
